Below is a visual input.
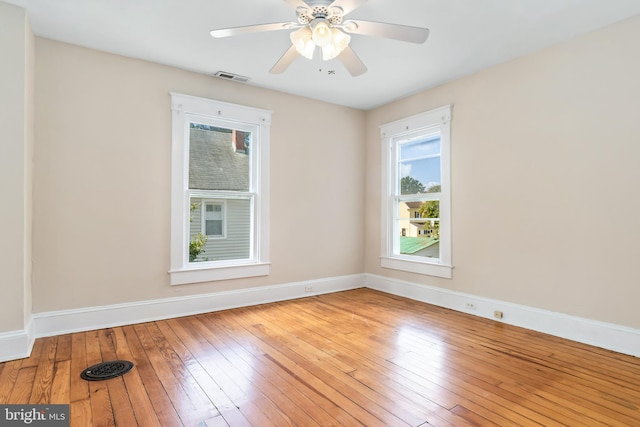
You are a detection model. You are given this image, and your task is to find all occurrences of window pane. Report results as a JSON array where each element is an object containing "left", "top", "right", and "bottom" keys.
[
  {"left": 397, "top": 200, "right": 440, "bottom": 259},
  {"left": 401, "top": 137, "right": 440, "bottom": 159},
  {"left": 398, "top": 137, "right": 441, "bottom": 195},
  {"left": 205, "top": 204, "right": 223, "bottom": 220},
  {"left": 189, "top": 197, "right": 251, "bottom": 263},
  {"left": 205, "top": 220, "right": 222, "bottom": 236},
  {"left": 189, "top": 123, "right": 250, "bottom": 191}
]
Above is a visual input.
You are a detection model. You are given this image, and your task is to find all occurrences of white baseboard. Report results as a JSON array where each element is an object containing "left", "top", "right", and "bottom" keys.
[
  {"left": 365, "top": 273, "right": 640, "bottom": 357},
  {"left": 5, "top": 272, "right": 638, "bottom": 362},
  {"left": 32, "top": 274, "right": 364, "bottom": 338},
  {"left": 0, "top": 320, "right": 34, "bottom": 363}
]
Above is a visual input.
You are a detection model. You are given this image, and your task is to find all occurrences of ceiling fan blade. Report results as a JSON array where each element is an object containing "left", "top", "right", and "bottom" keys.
[
  {"left": 270, "top": 44, "right": 300, "bottom": 74},
  {"left": 337, "top": 46, "right": 367, "bottom": 76},
  {"left": 210, "top": 22, "right": 297, "bottom": 38},
  {"left": 331, "top": 0, "right": 367, "bottom": 16},
  {"left": 342, "top": 20, "right": 429, "bottom": 43}
]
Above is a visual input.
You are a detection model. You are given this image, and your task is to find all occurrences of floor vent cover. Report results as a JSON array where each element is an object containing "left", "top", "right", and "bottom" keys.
[{"left": 81, "top": 360, "right": 134, "bottom": 381}]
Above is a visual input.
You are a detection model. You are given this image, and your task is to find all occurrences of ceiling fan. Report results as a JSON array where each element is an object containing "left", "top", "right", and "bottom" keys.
[{"left": 210, "top": 0, "right": 429, "bottom": 76}]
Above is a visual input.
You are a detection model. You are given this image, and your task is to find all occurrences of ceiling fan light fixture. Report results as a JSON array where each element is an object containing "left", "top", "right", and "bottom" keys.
[
  {"left": 322, "top": 28, "right": 350, "bottom": 60},
  {"left": 311, "top": 19, "right": 333, "bottom": 47},
  {"left": 290, "top": 26, "right": 315, "bottom": 59}
]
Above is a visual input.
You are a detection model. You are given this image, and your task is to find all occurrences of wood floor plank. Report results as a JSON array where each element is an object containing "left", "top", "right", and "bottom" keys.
[
  {"left": 111, "top": 327, "right": 163, "bottom": 427},
  {"left": 450, "top": 404, "right": 497, "bottom": 426},
  {"left": 97, "top": 328, "right": 139, "bottom": 427},
  {"left": 50, "top": 360, "right": 71, "bottom": 404},
  {"left": 0, "top": 360, "right": 23, "bottom": 403},
  {"left": 55, "top": 334, "right": 73, "bottom": 362},
  {"left": 85, "top": 329, "right": 115, "bottom": 427},
  {"left": 205, "top": 414, "right": 230, "bottom": 427},
  {"left": 29, "top": 336, "right": 58, "bottom": 404},
  {"left": 0, "top": 289, "right": 639, "bottom": 426},
  {"left": 8, "top": 366, "right": 37, "bottom": 404},
  {"left": 122, "top": 325, "right": 183, "bottom": 427},
  {"left": 70, "top": 398, "right": 92, "bottom": 427},
  {"left": 70, "top": 331, "right": 89, "bottom": 403}
]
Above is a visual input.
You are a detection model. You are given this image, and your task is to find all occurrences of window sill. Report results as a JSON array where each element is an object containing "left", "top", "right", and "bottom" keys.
[
  {"left": 380, "top": 256, "right": 453, "bottom": 279},
  {"left": 169, "top": 262, "right": 270, "bottom": 285}
]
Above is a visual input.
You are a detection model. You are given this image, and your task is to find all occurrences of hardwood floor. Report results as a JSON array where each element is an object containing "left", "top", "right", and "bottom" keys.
[{"left": 1, "top": 288, "right": 639, "bottom": 426}]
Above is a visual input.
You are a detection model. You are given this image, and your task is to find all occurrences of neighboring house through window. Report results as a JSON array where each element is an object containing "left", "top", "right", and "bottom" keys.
[
  {"left": 170, "top": 93, "right": 271, "bottom": 285},
  {"left": 380, "top": 105, "right": 452, "bottom": 278},
  {"left": 203, "top": 202, "right": 224, "bottom": 237}
]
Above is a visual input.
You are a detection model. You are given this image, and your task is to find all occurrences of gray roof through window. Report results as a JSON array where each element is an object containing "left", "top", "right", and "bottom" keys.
[{"left": 189, "top": 128, "right": 249, "bottom": 191}]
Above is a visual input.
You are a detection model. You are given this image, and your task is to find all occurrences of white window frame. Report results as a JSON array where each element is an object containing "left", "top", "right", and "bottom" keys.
[
  {"left": 169, "top": 93, "right": 271, "bottom": 285},
  {"left": 380, "top": 105, "right": 453, "bottom": 279},
  {"left": 202, "top": 200, "right": 226, "bottom": 239}
]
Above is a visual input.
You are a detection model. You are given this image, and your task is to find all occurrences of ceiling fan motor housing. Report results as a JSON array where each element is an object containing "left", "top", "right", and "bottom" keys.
[{"left": 296, "top": 2, "right": 344, "bottom": 25}]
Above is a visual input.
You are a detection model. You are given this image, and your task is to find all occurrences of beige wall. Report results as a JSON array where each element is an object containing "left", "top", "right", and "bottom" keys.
[
  {"left": 24, "top": 6, "right": 35, "bottom": 329},
  {"left": 33, "top": 38, "right": 365, "bottom": 312},
  {"left": 365, "top": 15, "right": 640, "bottom": 329},
  {"left": 0, "top": 2, "right": 34, "bottom": 332}
]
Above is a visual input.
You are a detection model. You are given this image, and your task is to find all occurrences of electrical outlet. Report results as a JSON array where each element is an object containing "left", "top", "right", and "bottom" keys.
[
  {"left": 304, "top": 285, "right": 313, "bottom": 293},
  {"left": 465, "top": 302, "right": 476, "bottom": 310},
  {"left": 494, "top": 310, "right": 504, "bottom": 319}
]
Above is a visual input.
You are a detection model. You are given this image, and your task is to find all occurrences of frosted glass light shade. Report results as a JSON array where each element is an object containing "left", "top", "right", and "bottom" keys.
[
  {"left": 290, "top": 27, "right": 315, "bottom": 59},
  {"left": 311, "top": 20, "right": 333, "bottom": 47},
  {"left": 322, "top": 28, "right": 351, "bottom": 60}
]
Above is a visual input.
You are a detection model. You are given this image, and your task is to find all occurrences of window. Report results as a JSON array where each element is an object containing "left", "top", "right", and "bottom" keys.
[
  {"left": 170, "top": 93, "right": 271, "bottom": 285},
  {"left": 380, "top": 105, "right": 452, "bottom": 279},
  {"left": 203, "top": 202, "right": 224, "bottom": 237}
]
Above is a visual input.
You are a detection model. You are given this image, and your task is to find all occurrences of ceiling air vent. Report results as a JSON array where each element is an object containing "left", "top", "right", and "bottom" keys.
[{"left": 214, "top": 71, "right": 250, "bottom": 83}]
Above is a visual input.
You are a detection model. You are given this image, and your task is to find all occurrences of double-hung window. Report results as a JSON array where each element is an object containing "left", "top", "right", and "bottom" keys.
[
  {"left": 169, "top": 93, "right": 271, "bottom": 285},
  {"left": 380, "top": 105, "right": 452, "bottom": 278}
]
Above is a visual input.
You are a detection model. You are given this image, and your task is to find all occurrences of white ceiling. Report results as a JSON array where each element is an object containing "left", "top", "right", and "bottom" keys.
[{"left": 7, "top": 0, "right": 640, "bottom": 110}]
